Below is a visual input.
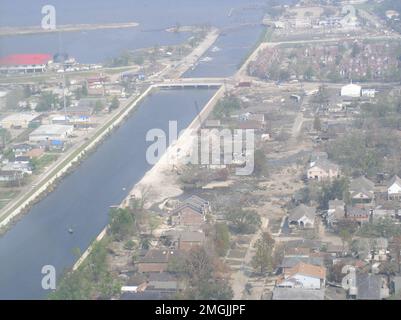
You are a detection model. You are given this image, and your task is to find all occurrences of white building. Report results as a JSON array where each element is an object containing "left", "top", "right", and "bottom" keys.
[
  {"left": 29, "top": 124, "right": 74, "bottom": 143},
  {"left": 341, "top": 83, "right": 362, "bottom": 98},
  {"left": 387, "top": 175, "right": 401, "bottom": 200},
  {"left": 307, "top": 159, "right": 340, "bottom": 181},
  {"left": 362, "top": 89, "right": 376, "bottom": 98},
  {"left": 0, "top": 113, "right": 40, "bottom": 129},
  {"left": 277, "top": 262, "right": 326, "bottom": 290}
]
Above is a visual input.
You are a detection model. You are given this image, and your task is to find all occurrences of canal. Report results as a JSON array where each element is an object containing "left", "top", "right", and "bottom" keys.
[{"left": 0, "top": 88, "right": 217, "bottom": 299}]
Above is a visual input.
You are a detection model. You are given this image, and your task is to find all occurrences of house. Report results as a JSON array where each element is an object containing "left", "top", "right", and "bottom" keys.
[
  {"left": 162, "top": 229, "right": 205, "bottom": 251},
  {"left": 29, "top": 124, "right": 74, "bottom": 143},
  {"left": 170, "top": 195, "right": 210, "bottom": 227},
  {"left": 280, "top": 256, "right": 324, "bottom": 274},
  {"left": 272, "top": 287, "right": 325, "bottom": 300},
  {"left": 171, "top": 205, "right": 206, "bottom": 227},
  {"left": 1, "top": 162, "right": 32, "bottom": 174},
  {"left": 0, "top": 170, "right": 24, "bottom": 182},
  {"left": 137, "top": 249, "right": 178, "bottom": 273},
  {"left": 276, "top": 262, "right": 326, "bottom": 289},
  {"left": 237, "top": 120, "right": 265, "bottom": 131},
  {"left": 121, "top": 274, "right": 147, "bottom": 293},
  {"left": 288, "top": 204, "right": 316, "bottom": 228},
  {"left": 350, "top": 176, "right": 375, "bottom": 204},
  {"left": 341, "top": 83, "right": 361, "bottom": 98},
  {"left": 14, "top": 156, "right": 30, "bottom": 164},
  {"left": 345, "top": 206, "right": 371, "bottom": 224},
  {"left": 178, "top": 231, "right": 205, "bottom": 251},
  {"left": 387, "top": 175, "right": 401, "bottom": 200},
  {"left": 327, "top": 199, "right": 345, "bottom": 227},
  {"left": 12, "top": 143, "right": 33, "bottom": 156},
  {"left": 146, "top": 273, "right": 178, "bottom": 293},
  {"left": 184, "top": 195, "right": 211, "bottom": 215},
  {"left": 69, "top": 103, "right": 95, "bottom": 117},
  {"left": 351, "top": 273, "right": 389, "bottom": 300},
  {"left": 307, "top": 159, "right": 340, "bottom": 181},
  {"left": 361, "top": 89, "right": 376, "bottom": 98}
]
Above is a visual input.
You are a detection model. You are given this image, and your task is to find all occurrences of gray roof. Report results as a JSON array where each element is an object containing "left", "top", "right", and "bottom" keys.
[
  {"left": 272, "top": 288, "right": 325, "bottom": 300},
  {"left": 310, "top": 159, "right": 339, "bottom": 172},
  {"left": 356, "top": 273, "right": 385, "bottom": 300},
  {"left": 139, "top": 249, "right": 177, "bottom": 264},
  {"left": 350, "top": 176, "right": 375, "bottom": 198},
  {"left": 350, "top": 176, "right": 375, "bottom": 192},
  {"left": 388, "top": 175, "right": 401, "bottom": 189},
  {"left": 289, "top": 204, "right": 316, "bottom": 222},
  {"left": 280, "top": 256, "right": 324, "bottom": 269},
  {"left": 346, "top": 206, "right": 370, "bottom": 218}
]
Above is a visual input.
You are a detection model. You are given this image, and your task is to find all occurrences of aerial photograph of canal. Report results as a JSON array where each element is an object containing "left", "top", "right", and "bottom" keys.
[{"left": 1, "top": 0, "right": 401, "bottom": 308}]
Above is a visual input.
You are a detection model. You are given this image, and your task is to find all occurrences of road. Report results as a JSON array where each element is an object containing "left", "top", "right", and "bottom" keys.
[{"left": 231, "top": 217, "right": 269, "bottom": 300}]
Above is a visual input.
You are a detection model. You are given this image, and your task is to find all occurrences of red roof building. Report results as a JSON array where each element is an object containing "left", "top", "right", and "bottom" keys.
[{"left": 0, "top": 54, "right": 52, "bottom": 73}]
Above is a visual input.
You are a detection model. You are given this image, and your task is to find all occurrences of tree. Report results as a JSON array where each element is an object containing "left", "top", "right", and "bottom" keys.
[
  {"left": 339, "top": 228, "right": 353, "bottom": 254},
  {"left": 181, "top": 247, "right": 233, "bottom": 300},
  {"left": 36, "top": 92, "right": 59, "bottom": 111},
  {"left": 0, "top": 128, "right": 11, "bottom": 148},
  {"left": 213, "top": 95, "right": 241, "bottom": 119},
  {"left": 253, "top": 149, "right": 268, "bottom": 178},
  {"left": 225, "top": 208, "right": 261, "bottom": 234},
  {"left": 213, "top": 223, "right": 230, "bottom": 256},
  {"left": 252, "top": 232, "right": 275, "bottom": 274},
  {"left": 94, "top": 100, "right": 104, "bottom": 114},
  {"left": 110, "top": 96, "right": 120, "bottom": 111},
  {"left": 108, "top": 208, "right": 135, "bottom": 241},
  {"left": 313, "top": 116, "right": 322, "bottom": 132}
]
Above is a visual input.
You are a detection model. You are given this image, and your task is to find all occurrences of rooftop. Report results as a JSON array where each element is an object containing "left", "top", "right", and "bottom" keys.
[{"left": 0, "top": 54, "right": 52, "bottom": 66}]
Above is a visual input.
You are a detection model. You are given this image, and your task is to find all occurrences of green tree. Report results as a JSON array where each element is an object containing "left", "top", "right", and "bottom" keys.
[
  {"left": 36, "top": 92, "right": 59, "bottom": 111},
  {"left": 252, "top": 232, "right": 275, "bottom": 274},
  {"left": 225, "top": 208, "right": 261, "bottom": 234},
  {"left": 213, "top": 223, "right": 230, "bottom": 256},
  {"left": 109, "top": 208, "right": 135, "bottom": 241},
  {"left": 253, "top": 149, "right": 268, "bottom": 178},
  {"left": 110, "top": 96, "right": 120, "bottom": 111},
  {"left": 313, "top": 115, "right": 322, "bottom": 132}
]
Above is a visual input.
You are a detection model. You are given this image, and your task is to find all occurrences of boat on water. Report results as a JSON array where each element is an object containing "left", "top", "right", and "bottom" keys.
[
  {"left": 200, "top": 56, "right": 213, "bottom": 63},
  {"left": 211, "top": 46, "right": 221, "bottom": 53}
]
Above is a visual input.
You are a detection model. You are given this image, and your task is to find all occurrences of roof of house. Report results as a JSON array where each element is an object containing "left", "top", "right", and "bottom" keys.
[
  {"left": 350, "top": 176, "right": 375, "bottom": 198},
  {"left": 284, "top": 247, "right": 311, "bottom": 257},
  {"left": 280, "top": 256, "right": 324, "bottom": 269},
  {"left": 184, "top": 195, "right": 209, "bottom": 209},
  {"left": 309, "top": 159, "right": 339, "bottom": 172},
  {"left": 286, "top": 262, "right": 326, "bottom": 280},
  {"left": 147, "top": 272, "right": 176, "bottom": 282},
  {"left": 350, "top": 176, "right": 375, "bottom": 192},
  {"left": 0, "top": 54, "right": 52, "bottom": 66},
  {"left": 346, "top": 206, "right": 370, "bottom": 218},
  {"left": 138, "top": 249, "right": 177, "bottom": 264},
  {"left": 388, "top": 175, "right": 401, "bottom": 189},
  {"left": 285, "top": 239, "right": 323, "bottom": 250},
  {"left": 356, "top": 273, "right": 385, "bottom": 300},
  {"left": 238, "top": 120, "right": 264, "bottom": 130},
  {"left": 179, "top": 231, "right": 205, "bottom": 243},
  {"left": 288, "top": 204, "right": 316, "bottom": 222},
  {"left": 30, "top": 124, "right": 73, "bottom": 136},
  {"left": 272, "top": 287, "right": 325, "bottom": 300},
  {"left": 0, "top": 112, "right": 40, "bottom": 124}
]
